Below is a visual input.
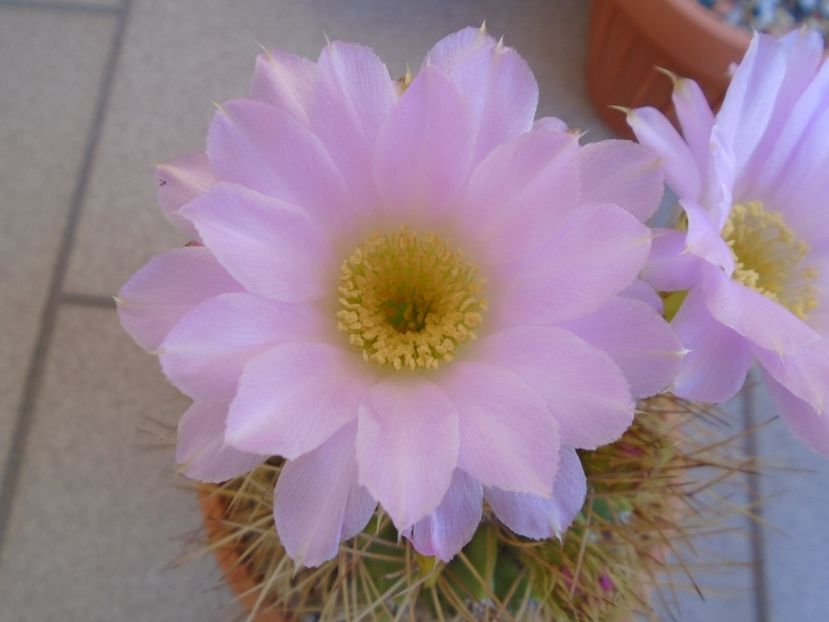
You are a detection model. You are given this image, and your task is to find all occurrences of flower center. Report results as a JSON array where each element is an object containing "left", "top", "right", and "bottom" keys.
[
  {"left": 722, "top": 201, "right": 819, "bottom": 320},
  {"left": 336, "top": 228, "right": 487, "bottom": 371}
]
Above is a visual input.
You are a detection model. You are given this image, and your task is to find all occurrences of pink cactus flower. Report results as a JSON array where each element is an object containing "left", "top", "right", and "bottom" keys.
[
  {"left": 118, "top": 26, "right": 681, "bottom": 566},
  {"left": 628, "top": 29, "right": 829, "bottom": 456}
]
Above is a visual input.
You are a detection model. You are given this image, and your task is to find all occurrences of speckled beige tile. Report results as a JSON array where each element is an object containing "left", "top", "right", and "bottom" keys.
[
  {"left": 0, "top": 306, "right": 237, "bottom": 622},
  {"left": 753, "top": 381, "right": 829, "bottom": 621},
  {"left": 64, "top": 0, "right": 611, "bottom": 299},
  {"left": 0, "top": 7, "right": 113, "bottom": 491},
  {"left": 6, "top": 0, "right": 120, "bottom": 9}
]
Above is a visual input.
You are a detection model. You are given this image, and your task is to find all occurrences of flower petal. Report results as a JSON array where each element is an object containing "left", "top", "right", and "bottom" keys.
[
  {"left": 671, "top": 285, "right": 753, "bottom": 402},
  {"left": 226, "top": 343, "right": 372, "bottom": 459},
  {"left": 249, "top": 49, "right": 315, "bottom": 123},
  {"left": 533, "top": 116, "right": 569, "bottom": 132},
  {"left": 475, "top": 326, "right": 633, "bottom": 449},
  {"left": 375, "top": 65, "right": 475, "bottom": 223},
  {"left": 310, "top": 41, "right": 397, "bottom": 212},
  {"left": 640, "top": 228, "right": 704, "bottom": 292},
  {"left": 761, "top": 369, "right": 829, "bottom": 457},
  {"left": 756, "top": 55, "right": 829, "bottom": 228},
  {"left": 274, "top": 423, "right": 376, "bottom": 567},
  {"left": 496, "top": 203, "right": 651, "bottom": 325},
  {"left": 427, "top": 26, "right": 538, "bottom": 162},
  {"left": 754, "top": 342, "right": 829, "bottom": 415},
  {"left": 117, "top": 247, "right": 242, "bottom": 351},
  {"left": 460, "top": 127, "right": 580, "bottom": 264},
  {"left": 619, "top": 279, "right": 663, "bottom": 313},
  {"left": 176, "top": 401, "right": 263, "bottom": 482},
  {"left": 703, "top": 269, "right": 819, "bottom": 355},
  {"left": 578, "top": 139, "right": 664, "bottom": 222},
  {"left": 672, "top": 77, "right": 714, "bottom": 171},
  {"left": 181, "top": 183, "right": 331, "bottom": 302},
  {"left": 562, "top": 297, "right": 683, "bottom": 398},
  {"left": 716, "top": 33, "right": 789, "bottom": 174},
  {"left": 156, "top": 152, "right": 216, "bottom": 240},
  {"left": 486, "top": 447, "right": 586, "bottom": 539},
  {"left": 438, "top": 361, "right": 559, "bottom": 496},
  {"left": 682, "top": 199, "right": 734, "bottom": 273},
  {"left": 207, "top": 98, "right": 352, "bottom": 230},
  {"left": 408, "top": 470, "right": 482, "bottom": 562},
  {"left": 357, "top": 377, "right": 459, "bottom": 529},
  {"left": 627, "top": 106, "right": 701, "bottom": 199},
  {"left": 160, "top": 293, "right": 327, "bottom": 400}
]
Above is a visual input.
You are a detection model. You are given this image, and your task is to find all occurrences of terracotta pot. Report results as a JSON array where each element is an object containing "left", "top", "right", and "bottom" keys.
[
  {"left": 198, "top": 485, "right": 285, "bottom": 622},
  {"left": 587, "top": 0, "right": 750, "bottom": 138}
]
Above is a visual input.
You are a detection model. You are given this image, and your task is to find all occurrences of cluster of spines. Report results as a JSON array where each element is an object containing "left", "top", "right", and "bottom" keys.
[{"left": 196, "top": 395, "right": 753, "bottom": 622}]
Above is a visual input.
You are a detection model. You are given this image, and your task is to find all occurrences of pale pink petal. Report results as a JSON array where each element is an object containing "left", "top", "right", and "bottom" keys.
[
  {"left": 682, "top": 199, "right": 734, "bottom": 273},
  {"left": 427, "top": 25, "right": 490, "bottom": 68},
  {"left": 672, "top": 78, "right": 714, "bottom": 171},
  {"left": 249, "top": 49, "right": 315, "bottom": 123},
  {"left": 533, "top": 116, "right": 568, "bottom": 132},
  {"left": 274, "top": 423, "right": 376, "bottom": 567},
  {"left": 427, "top": 26, "right": 538, "bottom": 162},
  {"left": 578, "top": 140, "right": 664, "bottom": 222},
  {"left": 758, "top": 78, "right": 829, "bottom": 233},
  {"left": 754, "top": 343, "right": 829, "bottom": 415},
  {"left": 181, "top": 183, "right": 331, "bottom": 302},
  {"left": 160, "top": 293, "right": 327, "bottom": 400},
  {"left": 357, "top": 377, "right": 459, "bottom": 529},
  {"left": 310, "top": 41, "right": 396, "bottom": 212},
  {"left": 117, "top": 247, "right": 242, "bottom": 351},
  {"left": 341, "top": 482, "right": 378, "bottom": 542},
  {"left": 766, "top": 110, "right": 829, "bottom": 236},
  {"left": 408, "top": 470, "right": 482, "bottom": 562},
  {"left": 627, "top": 106, "right": 702, "bottom": 199},
  {"left": 475, "top": 326, "right": 633, "bottom": 449},
  {"left": 486, "top": 447, "right": 586, "bottom": 539},
  {"left": 715, "top": 33, "right": 787, "bottom": 172},
  {"left": 703, "top": 269, "right": 819, "bottom": 355},
  {"left": 176, "top": 401, "right": 263, "bottom": 482},
  {"left": 496, "top": 203, "right": 650, "bottom": 326},
  {"left": 374, "top": 65, "right": 475, "bottom": 222},
  {"left": 705, "top": 126, "right": 737, "bottom": 229},
  {"left": 619, "top": 279, "right": 663, "bottom": 313},
  {"left": 761, "top": 370, "right": 829, "bottom": 457},
  {"left": 749, "top": 55, "right": 829, "bottom": 205},
  {"left": 207, "top": 99, "right": 352, "bottom": 231},
  {"left": 640, "top": 228, "right": 704, "bottom": 292},
  {"left": 460, "top": 128, "right": 580, "bottom": 264},
  {"left": 226, "top": 343, "right": 373, "bottom": 459},
  {"left": 438, "top": 361, "right": 559, "bottom": 496},
  {"left": 562, "top": 297, "right": 683, "bottom": 398},
  {"left": 671, "top": 286, "right": 753, "bottom": 402},
  {"left": 737, "top": 29, "right": 824, "bottom": 197},
  {"left": 156, "top": 152, "right": 216, "bottom": 240},
  {"left": 779, "top": 26, "right": 825, "bottom": 77}
]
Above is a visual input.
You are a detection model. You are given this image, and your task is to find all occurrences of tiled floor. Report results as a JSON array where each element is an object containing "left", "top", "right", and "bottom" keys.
[{"left": 0, "top": 1, "right": 826, "bottom": 620}]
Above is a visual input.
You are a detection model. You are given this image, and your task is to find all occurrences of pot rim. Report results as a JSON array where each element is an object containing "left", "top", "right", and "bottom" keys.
[{"left": 198, "top": 484, "right": 286, "bottom": 622}]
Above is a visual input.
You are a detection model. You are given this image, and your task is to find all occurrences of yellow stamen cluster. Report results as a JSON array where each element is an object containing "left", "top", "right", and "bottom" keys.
[
  {"left": 723, "top": 201, "right": 819, "bottom": 320},
  {"left": 337, "top": 228, "right": 487, "bottom": 371}
]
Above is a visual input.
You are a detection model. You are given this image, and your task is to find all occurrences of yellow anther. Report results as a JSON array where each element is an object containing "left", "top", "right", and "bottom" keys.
[
  {"left": 336, "top": 227, "right": 487, "bottom": 370},
  {"left": 723, "top": 201, "right": 819, "bottom": 320}
]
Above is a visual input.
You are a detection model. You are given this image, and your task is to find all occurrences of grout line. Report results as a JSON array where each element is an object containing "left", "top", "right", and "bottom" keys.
[
  {"left": 0, "top": 0, "right": 121, "bottom": 14},
  {"left": 0, "top": 0, "right": 131, "bottom": 561},
  {"left": 742, "top": 372, "right": 770, "bottom": 622},
  {"left": 62, "top": 292, "right": 116, "bottom": 309}
]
